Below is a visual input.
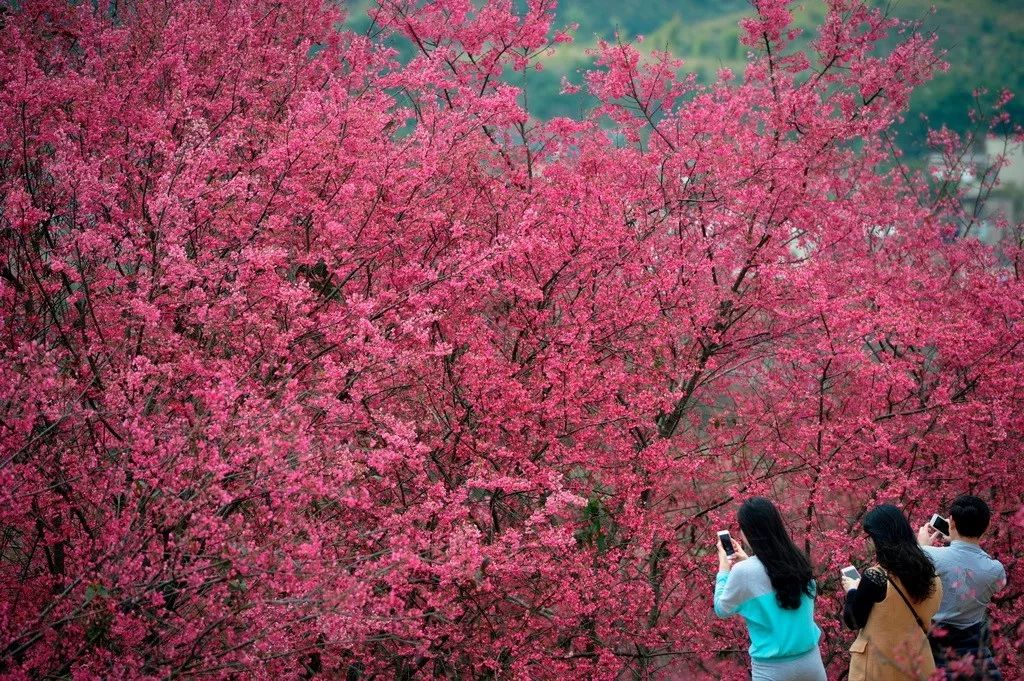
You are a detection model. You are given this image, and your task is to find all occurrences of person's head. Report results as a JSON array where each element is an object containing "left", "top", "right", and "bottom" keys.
[
  {"left": 949, "top": 495, "right": 992, "bottom": 539},
  {"left": 736, "top": 497, "right": 814, "bottom": 610},
  {"left": 863, "top": 504, "right": 936, "bottom": 602}
]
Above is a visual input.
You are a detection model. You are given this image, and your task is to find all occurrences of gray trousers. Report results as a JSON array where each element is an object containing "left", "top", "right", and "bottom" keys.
[{"left": 750, "top": 648, "right": 827, "bottom": 681}]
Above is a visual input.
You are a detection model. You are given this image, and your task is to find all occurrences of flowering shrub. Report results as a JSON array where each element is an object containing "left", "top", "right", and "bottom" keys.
[{"left": 1, "top": 0, "right": 1021, "bottom": 678}]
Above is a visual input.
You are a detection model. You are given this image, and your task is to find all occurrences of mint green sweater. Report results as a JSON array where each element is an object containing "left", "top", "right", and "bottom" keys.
[{"left": 714, "top": 556, "right": 821, "bottom": 661}]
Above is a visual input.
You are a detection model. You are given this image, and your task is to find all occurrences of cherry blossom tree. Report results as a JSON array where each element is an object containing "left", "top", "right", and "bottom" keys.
[{"left": 1, "top": 0, "right": 1021, "bottom": 678}]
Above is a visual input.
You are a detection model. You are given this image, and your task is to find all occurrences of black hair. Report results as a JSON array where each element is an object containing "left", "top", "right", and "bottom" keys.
[
  {"left": 863, "top": 504, "right": 936, "bottom": 603},
  {"left": 949, "top": 495, "right": 992, "bottom": 538},
  {"left": 736, "top": 497, "right": 815, "bottom": 610}
]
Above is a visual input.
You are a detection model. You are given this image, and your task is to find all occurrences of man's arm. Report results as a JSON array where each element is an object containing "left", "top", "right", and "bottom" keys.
[
  {"left": 918, "top": 523, "right": 943, "bottom": 546},
  {"left": 993, "top": 562, "right": 1007, "bottom": 594}
]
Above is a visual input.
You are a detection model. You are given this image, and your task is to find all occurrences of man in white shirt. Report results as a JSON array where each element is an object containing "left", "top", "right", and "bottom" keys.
[{"left": 918, "top": 495, "right": 1006, "bottom": 680}]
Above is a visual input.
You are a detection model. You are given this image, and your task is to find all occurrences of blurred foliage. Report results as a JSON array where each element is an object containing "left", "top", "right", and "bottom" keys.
[{"left": 344, "top": 1, "right": 1024, "bottom": 155}]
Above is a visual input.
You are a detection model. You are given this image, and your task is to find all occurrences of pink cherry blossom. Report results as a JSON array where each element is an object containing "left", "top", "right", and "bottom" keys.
[{"left": 1, "top": 0, "right": 1022, "bottom": 678}]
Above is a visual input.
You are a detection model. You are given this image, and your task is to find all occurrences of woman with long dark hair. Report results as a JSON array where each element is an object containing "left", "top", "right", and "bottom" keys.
[
  {"left": 714, "top": 497, "right": 826, "bottom": 680},
  {"left": 843, "top": 504, "right": 943, "bottom": 681}
]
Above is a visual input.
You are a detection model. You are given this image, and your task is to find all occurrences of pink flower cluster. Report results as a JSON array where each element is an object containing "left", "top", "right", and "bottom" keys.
[{"left": 1, "top": 0, "right": 1021, "bottom": 678}]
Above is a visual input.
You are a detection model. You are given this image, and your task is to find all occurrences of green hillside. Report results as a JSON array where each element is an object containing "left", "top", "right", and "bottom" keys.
[{"left": 345, "top": 1, "right": 1024, "bottom": 153}]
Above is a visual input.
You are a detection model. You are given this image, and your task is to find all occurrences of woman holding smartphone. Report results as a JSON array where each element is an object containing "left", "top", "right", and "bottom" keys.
[
  {"left": 842, "top": 504, "right": 942, "bottom": 681},
  {"left": 713, "top": 497, "right": 826, "bottom": 680}
]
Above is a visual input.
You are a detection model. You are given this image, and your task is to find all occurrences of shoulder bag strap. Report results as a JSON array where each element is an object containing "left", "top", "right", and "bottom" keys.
[{"left": 886, "top": 575, "right": 930, "bottom": 636}]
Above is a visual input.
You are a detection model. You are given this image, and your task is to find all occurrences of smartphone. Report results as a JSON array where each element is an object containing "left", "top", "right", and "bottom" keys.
[
  {"left": 717, "top": 530, "right": 735, "bottom": 556},
  {"left": 930, "top": 513, "right": 950, "bottom": 537},
  {"left": 841, "top": 565, "right": 860, "bottom": 581}
]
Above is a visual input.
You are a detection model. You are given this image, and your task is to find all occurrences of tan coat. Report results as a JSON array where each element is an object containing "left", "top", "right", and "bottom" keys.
[{"left": 848, "top": 573, "right": 943, "bottom": 681}]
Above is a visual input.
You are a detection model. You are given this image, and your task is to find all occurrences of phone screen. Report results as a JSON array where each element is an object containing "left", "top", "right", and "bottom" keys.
[
  {"left": 717, "top": 531, "right": 735, "bottom": 556},
  {"left": 841, "top": 566, "right": 860, "bottom": 580},
  {"left": 931, "top": 514, "right": 950, "bottom": 536}
]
